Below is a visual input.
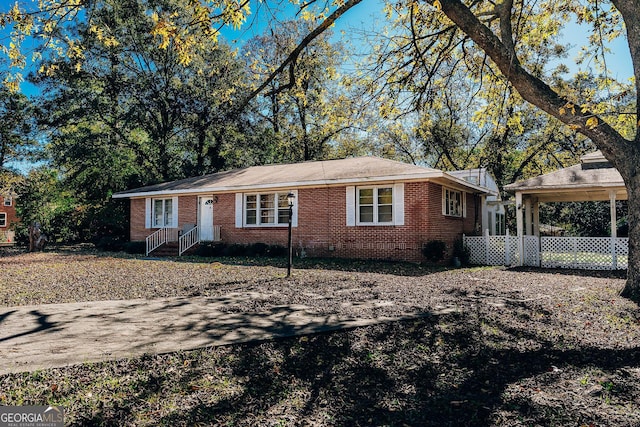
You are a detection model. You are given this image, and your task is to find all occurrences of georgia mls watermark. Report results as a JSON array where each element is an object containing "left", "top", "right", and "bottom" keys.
[{"left": 0, "top": 406, "right": 64, "bottom": 427}]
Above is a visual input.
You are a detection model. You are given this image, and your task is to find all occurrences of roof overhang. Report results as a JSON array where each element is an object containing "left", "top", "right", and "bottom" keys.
[
  {"left": 113, "top": 170, "right": 497, "bottom": 199},
  {"left": 512, "top": 186, "right": 627, "bottom": 203},
  {"left": 504, "top": 154, "right": 626, "bottom": 203}
]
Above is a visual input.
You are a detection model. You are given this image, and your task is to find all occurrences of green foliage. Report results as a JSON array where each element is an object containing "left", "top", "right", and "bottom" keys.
[
  {"left": 94, "top": 235, "right": 125, "bottom": 252},
  {"left": 123, "top": 241, "right": 145, "bottom": 254},
  {"left": 539, "top": 201, "right": 628, "bottom": 237},
  {"left": 243, "top": 20, "right": 367, "bottom": 163},
  {"left": 0, "top": 86, "right": 39, "bottom": 169},
  {"left": 15, "top": 167, "right": 129, "bottom": 245},
  {"left": 33, "top": 0, "right": 252, "bottom": 185},
  {"left": 452, "top": 238, "right": 470, "bottom": 266},
  {"left": 196, "top": 242, "right": 287, "bottom": 258},
  {"left": 422, "top": 240, "right": 446, "bottom": 263},
  {"left": 15, "top": 167, "right": 78, "bottom": 243}
]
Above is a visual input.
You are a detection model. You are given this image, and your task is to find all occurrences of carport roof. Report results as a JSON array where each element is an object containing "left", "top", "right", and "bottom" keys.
[{"left": 504, "top": 151, "right": 627, "bottom": 202}]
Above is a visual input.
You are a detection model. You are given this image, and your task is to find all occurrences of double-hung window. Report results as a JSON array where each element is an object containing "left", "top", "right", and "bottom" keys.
[
  {"left": 244, "top": 192, "right": 292, "bottom": 226},
  {"left": 443, "top": 188, "right": 464, "bottom": 217},
  {"left": 3, "top": 196, "right": 11, "bottom": 207},
  {"left": 357, "top": 186, "right": 393, "bottom": 225},
  {"left": 153, "top": 198, "right": 173, "bottom": 228},
  {"left": 346, "top": 184, "right": 404, "bottom": 227},
  {"left": 0, "top": 213, "right": 6, "bottom": 227},
  {"left": 496, "top": 212, "right": 506, "bottom": 235}
]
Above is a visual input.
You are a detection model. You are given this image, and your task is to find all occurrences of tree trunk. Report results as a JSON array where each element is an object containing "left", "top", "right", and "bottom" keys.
[{"left": 622, "top": 173, "right": 640, "bottom": 301}]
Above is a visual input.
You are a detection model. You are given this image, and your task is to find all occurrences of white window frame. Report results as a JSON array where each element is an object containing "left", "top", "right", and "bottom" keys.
[
  {"left": 443, "top": 187, "right": 465, "bottom": 218},
  {"left": 152, "top": 198, "right": 174, "bottom": 228},
  {"left": 496, "top": 212, "right": 506, "bottom": 235},
  {"left": 356, "top": 185, "right": 394, "bottom": 225},
  {"left": 0, "top": 212, "right": 6, "bottom": 227},
  {"left": 3, "top": 196, "right": 11, "bottom": 207},
  {"left": 243, "top": 191, "right": 296, "bottom": 227}
]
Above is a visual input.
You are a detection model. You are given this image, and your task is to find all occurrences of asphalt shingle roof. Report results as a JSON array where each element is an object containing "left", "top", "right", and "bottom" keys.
[
  {"left": 114, "top": 156, "right": 449, "bottom": 198},
  {"left": 504, "top": 152, "right": 624, "bottom": 192}
]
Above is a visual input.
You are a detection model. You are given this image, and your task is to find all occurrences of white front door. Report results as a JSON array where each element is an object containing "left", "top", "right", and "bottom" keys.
[{"left": 198, "top": 197, "right": 214, "bottom": 241}]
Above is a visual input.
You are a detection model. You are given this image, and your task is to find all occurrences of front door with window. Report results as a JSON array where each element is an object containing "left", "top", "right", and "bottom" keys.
[{"left": 198, "top": 197, "right": 214, "bottom": 241}]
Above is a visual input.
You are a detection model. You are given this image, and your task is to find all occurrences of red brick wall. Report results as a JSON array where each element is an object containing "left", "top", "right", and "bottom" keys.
[
  {"left": 130, "top": 198, "right": 147, "bottom": 241},
  {"left": 0, "top": 195, "right": 19, "bottom": 230},
  {"left": 128, "top": 182, "right": 480, "bottom": 262},
  {"left": 130, "top": 196, "right": 199, "bottom": 241}
]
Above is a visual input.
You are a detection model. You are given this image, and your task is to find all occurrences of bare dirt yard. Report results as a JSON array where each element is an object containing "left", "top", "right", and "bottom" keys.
[{"left": 1, "top": 247, "right": 639, "bottom": 426}]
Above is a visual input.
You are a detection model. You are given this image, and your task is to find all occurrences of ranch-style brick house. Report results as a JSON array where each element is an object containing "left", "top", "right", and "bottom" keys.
[{"left": 113, "top": 156, "right": 497, "bottom": 262}]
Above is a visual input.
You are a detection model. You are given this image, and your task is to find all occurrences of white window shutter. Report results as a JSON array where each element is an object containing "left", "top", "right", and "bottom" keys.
[
  {"left": 463, "top": 192, "right": 467, "bottom": 218},
  {"left": 346, "top": 186, "right": 356, "bottom": 226},
  {"left": 145, "top": 198, "right": 152, "bottom": 229},
  {"left": 292, "top": 190, "right": 299, "bottom": 227},
  {"left": 171, "top": 196, "right": 179, "bottom": 228},
  {"left": 442, "top": 187, "right": 447, "bottom": 216},
  {"left": 393, "top": 183, "right": 404, "bottom": 226},
  {"left": 235, "top": 193, "right": 243, "bottom": 228}
]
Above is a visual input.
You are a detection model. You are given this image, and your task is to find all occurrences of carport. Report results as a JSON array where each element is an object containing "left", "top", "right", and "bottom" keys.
[
  {"left": 505, "top": 151, "right": 627, "bottom": 269},
  {"left": 465, "top": 151, "right": 628, "bottom": 269}
]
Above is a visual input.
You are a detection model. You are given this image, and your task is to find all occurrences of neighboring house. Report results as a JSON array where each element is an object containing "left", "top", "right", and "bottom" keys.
[
  {"left": 0, "top": 193, "right": 18, "bottom": 245},
  {"left": 113, "top": 156, "right": 497, "bottom": 262},
  {"left": 448, "top": 168, "right": 506, "bottom": 235}
]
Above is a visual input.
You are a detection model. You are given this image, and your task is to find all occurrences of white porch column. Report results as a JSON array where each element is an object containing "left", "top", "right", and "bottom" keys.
[
  {"left": 516, "top": 192, "right": 524, "bottom": 266},
  {"left": 481, "top": 195, "right": 489, "bottom": 235},
  {"left": 524, "top": 197, "right": 533, "bottom": 236},
  {"left": 532, "top": 198, "right": 540, "bottom": 237},
  {"left": 610, "top": 191, "right": 617, "bottom": 269}
]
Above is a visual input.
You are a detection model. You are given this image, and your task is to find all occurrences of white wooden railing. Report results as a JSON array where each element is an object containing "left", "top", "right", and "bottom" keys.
[
  {"left": 146, "top": 228, "right": 178, "bottom": 256},
  {"left": 179, "top": 226, "right": 199, "bottom": 256},
  {"left": 147, "top": 226, "right": 222, "bottom": 256}
]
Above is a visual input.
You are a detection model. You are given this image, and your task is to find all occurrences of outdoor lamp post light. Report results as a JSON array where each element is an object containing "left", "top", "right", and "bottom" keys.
[{"left": 287, "top": 192, "right": 295, "bottom": 278}]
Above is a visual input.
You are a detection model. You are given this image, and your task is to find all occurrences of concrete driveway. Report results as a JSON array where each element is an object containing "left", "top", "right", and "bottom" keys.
[{"left": 0, "top": 292, "right": 428, "bottom": 375}]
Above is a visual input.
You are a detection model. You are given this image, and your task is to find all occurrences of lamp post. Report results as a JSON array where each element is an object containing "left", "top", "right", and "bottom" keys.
[{"left": 286, "top": 192, "right": 295, "bottom": 278}]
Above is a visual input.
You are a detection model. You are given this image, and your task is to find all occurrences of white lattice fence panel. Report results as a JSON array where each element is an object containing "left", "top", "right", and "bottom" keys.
[
  {"left": 523, "top": 236, "right": 539, "bottom": 266},
  {"left": 507, "top": 236, "right": 519, "bottom": 265},
  {"left": 464, "top": 236, "right": 486, "bottom": 265},
  {"left": 616, "top": 238, "right": 629, "bottom": 269},
  {"left": 487, "top": 236, "right": 508, "bottom": 265},
  {"left": 541, "top": 237, "right": 623, "bottom": 270},
  {"left": 574, "top": 237, "right": 613, "bottom": 269},
  {"left": 541, "top": 237, "right": 575, "bottom": 268}
]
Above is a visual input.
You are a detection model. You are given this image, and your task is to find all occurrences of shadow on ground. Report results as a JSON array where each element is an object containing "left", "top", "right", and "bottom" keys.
[{"left": 4, "top": 293, "right": 637, "bottom": 427}]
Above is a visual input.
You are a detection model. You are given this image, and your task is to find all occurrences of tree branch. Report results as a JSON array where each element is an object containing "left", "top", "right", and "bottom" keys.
[
  {"left": 432, "top": 0, "right": 633, "bottom": 174},
  {"left": 237, "top": 0, "right": 363, "bottom": 110}
]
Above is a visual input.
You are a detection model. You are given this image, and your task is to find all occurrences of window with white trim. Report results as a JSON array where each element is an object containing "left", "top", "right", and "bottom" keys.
[
  {"left": 3, "top": 196, "right": 11, "bottom": 207},
  {"left": 357, "top": 186, "right": 393, "bottom": 224},
  {"left": 496, "top": 212, "right": 506, "bottom": 235},
  {"left": 245, "top": 192, "right": 292, "bottom": 226},
  {"left": 443, "top": 188, "right": 464, "bottom": 217},
  {"left": 152, "top": 198, "right": 173, "bottom": 227},
  {"left": 0, "top": 213, "right": 6, "bottom": 227}
]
